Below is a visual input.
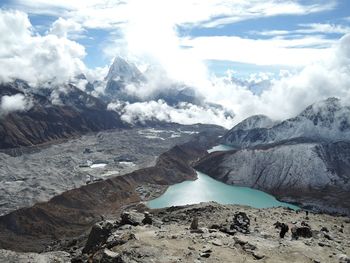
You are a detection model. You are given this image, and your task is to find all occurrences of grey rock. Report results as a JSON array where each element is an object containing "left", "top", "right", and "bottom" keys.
[
  {"left": 200, "top": 252, "right": 211, "bottom": 258},
  {"left": 231, "top": 212, "right": 250, "bottom": 234},
  {"left": 253, "top": 251, "right": 265, "bottom": 260},
  {"left": 190, "top": 217, "right": 199, "bottom": 230},
  {"left": 83, "top": 221, "right": 115, "bottom": 254},
  {"left": 142, "top": 212, "right": 152, "bottom": 225},
  {"left": 211, "top": 239, "right": 223, "bottom": 246},
  {"left": 92, "top": 248, "right": 124, "bottom": 263},
  {"left": 291, "top": 225, "right": 312, "bottom": 240},
  {"left": 338, "top": 254, "right": 350, "bottom": 263},
  {"left": 120, "top": 211, "right": 142, "bottom": 226}
]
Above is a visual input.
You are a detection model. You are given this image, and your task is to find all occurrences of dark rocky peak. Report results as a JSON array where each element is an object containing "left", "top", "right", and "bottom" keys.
[
  {"left": 0, "top": 79, "right": 34, "bottom": 96},
  {"left": 103, "top": 56, "right": 146, "bottom": 102},
  {"left": 0, "top": 83, "right": 24, "bottom": 97},
  {"left": 54, "top": 84, "right": 106, "bottom": 111},
  {"left": 105, "top": 56, "right": 145, "bottom": 83}
]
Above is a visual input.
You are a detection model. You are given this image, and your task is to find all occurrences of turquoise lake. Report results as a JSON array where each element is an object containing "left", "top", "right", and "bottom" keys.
[
  {"left": 207, "top": 144, "right": 234, "bottom": 153},
  {"left": 148, "top": 171, "right": 299, "bottom": 210}
]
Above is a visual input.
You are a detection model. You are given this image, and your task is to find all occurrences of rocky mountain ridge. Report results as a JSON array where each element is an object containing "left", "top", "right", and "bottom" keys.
[
  {"left": 0, "top": 81, "right": 127, "bottom": 150},
  {"left": 223, "top": 97, "right": 350, "bottom": 148},
  {"left": 196, "top": 98, "right": 350, "bottom": 215}
]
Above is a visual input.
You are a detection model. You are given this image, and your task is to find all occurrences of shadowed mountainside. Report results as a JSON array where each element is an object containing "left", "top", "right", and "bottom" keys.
[{"left": 0, "top": 82, "right": 127, "bottom": 150}]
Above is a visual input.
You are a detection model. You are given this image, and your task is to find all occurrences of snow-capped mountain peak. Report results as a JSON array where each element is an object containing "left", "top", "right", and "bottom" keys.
[
  {"left": 223, "top": 97, "right": 350, "bottom": 147},
  {"left": 105, "top": 56, "right": 144, "bottom": 83},
  {"left": 230, "top": 115, "right": 275, "bottom": 132}
]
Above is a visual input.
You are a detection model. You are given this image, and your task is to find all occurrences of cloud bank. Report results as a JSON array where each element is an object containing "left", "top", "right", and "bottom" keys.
[
  {"left": 108, "top": 100, "right": 235, "bottom": 128},
  {"left": 201, "top": 33, "right": 350, "bottom": 124},
  {"left": 108, "top": 32, "right": 350, "bottom": 128},
  {"left": 0, "top": 10, "right": 86, "bottom": 85}
]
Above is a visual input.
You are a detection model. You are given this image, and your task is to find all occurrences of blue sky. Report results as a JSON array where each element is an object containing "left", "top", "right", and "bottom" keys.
[{"left": 1, "top": 0, "right": 350, "bottom": 80}]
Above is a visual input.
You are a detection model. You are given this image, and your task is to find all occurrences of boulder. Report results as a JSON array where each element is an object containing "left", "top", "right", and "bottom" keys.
[
  {"left": 274, "top": 221, "right": 289, "bottom": 238},
  {"left": 83, "top": 221, "right": 115, "bottom": 254},
  {"left": 142, "top": 212, "right": 152, "bottom": 225},
  {"left": 231, "top": 212, "right": 250, "bottom": 234},
  {"left": 291, "top": 226, "right": 312, "bottom": 239},
  {"left": 190, "top": 217, "right": 199, "bottom": 230},
  {"left": 92, "top": 248, "right": 124, "bottom": 263},
  {"left": 320, "top": 226, "right": 329, "bottom": 232},
  {"left": 338, "top": 254, "right": 350, "bottom": 263},
  {"left": 119, "top": 211, "right": 143, "bottom": 226}
]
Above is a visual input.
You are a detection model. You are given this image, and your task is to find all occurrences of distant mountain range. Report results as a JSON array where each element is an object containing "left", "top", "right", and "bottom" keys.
[
  {"left": 223, "top": 97, "right": 350, "bottom": 147},
  {"left": 196, "top": 98, "right": 350, "bottom": 215},
  {"left": 0, "top": 56, "right": 232, "bottom": 150}
]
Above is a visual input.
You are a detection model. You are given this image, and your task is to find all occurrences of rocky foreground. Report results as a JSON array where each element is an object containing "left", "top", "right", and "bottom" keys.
[{"left": 2, "top": 202, "right": 349, "bottom": 263}]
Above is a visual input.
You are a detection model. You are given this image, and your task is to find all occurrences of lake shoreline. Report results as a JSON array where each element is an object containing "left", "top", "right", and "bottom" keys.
[{"left": 148, "top": 170, "right": 300, "bottom": 210}]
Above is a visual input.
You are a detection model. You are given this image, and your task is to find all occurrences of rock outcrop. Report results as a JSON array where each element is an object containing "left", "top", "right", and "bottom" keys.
[{"left": 22, "top": 202, "right": 349, "bottom": 263}]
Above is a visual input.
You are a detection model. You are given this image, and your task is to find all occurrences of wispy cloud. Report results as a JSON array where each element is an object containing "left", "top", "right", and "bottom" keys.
[
  {"left": 180, "top": 35, "right": 335, "bottom": 66},
  {"left": 297, "top": 23, "right": 350, "bottom": 34},
  {"left": 10, "top": 0, "right": 338, "bottom": 30},
  {"left": 201, "top": 1, "right": 337, "bottom": 28},
  {"left": 253, "top": 23, "right": 350, "bottom": 36}
]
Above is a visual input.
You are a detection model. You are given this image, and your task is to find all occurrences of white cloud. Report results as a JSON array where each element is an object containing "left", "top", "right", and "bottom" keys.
[
  {"left": 109, "top": 100, "right": 235, "bottom": 128},
  {"left": 85, "top": 66, "right": 109, "bottom": 82},
  {"left": 197, "top": 33, "right": 350, "bottom": 124},
  {"left": 0, "top": 94, "right": 32, "bottom": 114},
  {"left": 181, "top": 35, "right": 334, "bottom": 67},
  {"left": 253, "top": 23, "right": 350, "bottom": 36},
  {"left": 6, "top": 1, "right": 340, "bottom": 83},
  {"left": 11, "top": 0, "right": 336, "bottom": 29},
  {"left": 200, "top": 1, "right": 337, "bottom": 28},
  {"left": 0, "top": 10, "right": 86, "bottom": 85},
  {"left": 49, "top": 17, "right": 85, "bottom": 39},
  {"left": 297, "top": 23, "right": 350, "bottom": 34},
  {"left": 110, "top": 32, "right": 348, "bottom": 127}
]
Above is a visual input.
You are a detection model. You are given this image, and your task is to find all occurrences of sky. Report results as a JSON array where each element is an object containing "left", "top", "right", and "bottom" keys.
[
  {"left": 0, "top": 0, "right": 350, "bottom": 127},
  {"left": 2, "top": 0, "right": 349, "bottom": 76}
]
